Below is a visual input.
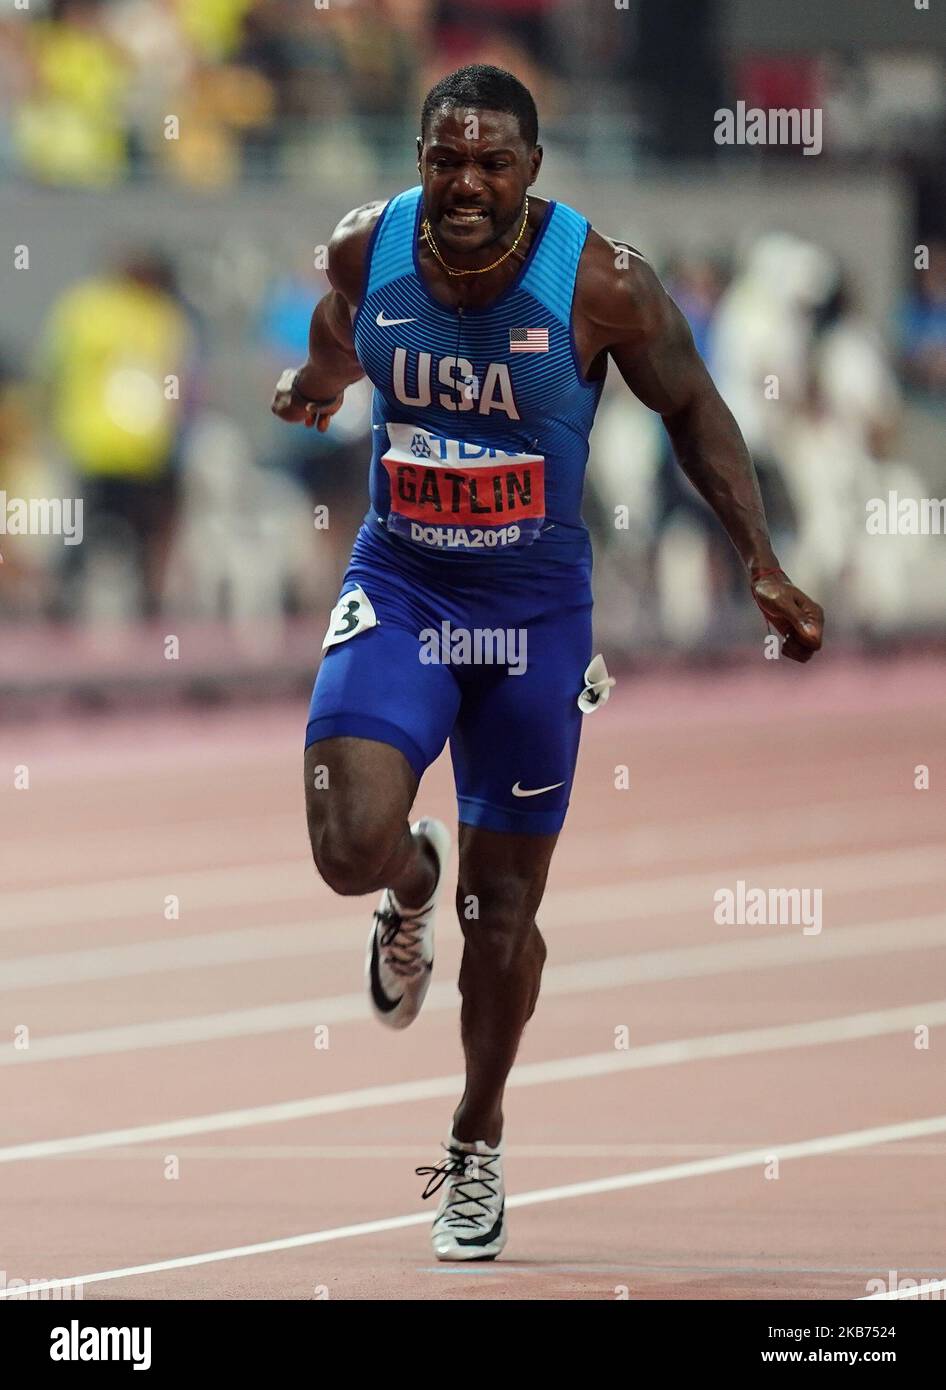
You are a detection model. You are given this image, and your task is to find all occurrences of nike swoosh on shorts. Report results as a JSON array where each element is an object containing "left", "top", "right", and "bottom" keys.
[{"left": 511, "top": 781, "right": 566, "bottom": 797}]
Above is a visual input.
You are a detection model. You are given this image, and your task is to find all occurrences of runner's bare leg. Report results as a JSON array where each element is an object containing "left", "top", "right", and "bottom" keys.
[
  {"left": 304, "top": 738, "right": 437, "bottom": 908},
  {"left": 451, "top": 825, "right": 557, "bottom": 1146}
]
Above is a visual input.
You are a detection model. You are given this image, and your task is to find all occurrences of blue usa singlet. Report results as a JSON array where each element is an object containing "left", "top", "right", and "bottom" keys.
[
  {"left": 306, "top": 186, "right": 608, "bottom": 836},
  {"left": 352, "top": 186, "right": 604, "bottom": 564}
]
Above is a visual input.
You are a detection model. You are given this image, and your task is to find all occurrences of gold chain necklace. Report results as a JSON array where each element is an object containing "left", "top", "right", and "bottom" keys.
[{"left": 421, "top": 198, "right": 530, "bottom": 277}]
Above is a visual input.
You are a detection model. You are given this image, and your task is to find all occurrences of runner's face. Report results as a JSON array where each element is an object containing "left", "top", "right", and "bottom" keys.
[{"left": 418, "top": 107, "right": 540, "bottom": 255}]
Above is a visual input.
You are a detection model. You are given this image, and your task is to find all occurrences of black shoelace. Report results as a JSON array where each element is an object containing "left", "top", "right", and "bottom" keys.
[
  {"left": 373, "top": 904, "right": 426, "bottom": 979},
  {"left": 415, "top": 1146, "right": 502, "bottom": 1231}
]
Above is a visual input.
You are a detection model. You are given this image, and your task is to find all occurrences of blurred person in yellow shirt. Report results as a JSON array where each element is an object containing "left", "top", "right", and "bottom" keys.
[
  {"left": 37, "top": 251, "right": 197, "bottom": 619},
  {"left": 15, "top": 0, "right": 129, "bottom": 187},
  {"left": 175, "top": 0, "right": 255, "bottom": 62},
  {"left": 0, "top": 355, "right": 61, "bottom": 619}
]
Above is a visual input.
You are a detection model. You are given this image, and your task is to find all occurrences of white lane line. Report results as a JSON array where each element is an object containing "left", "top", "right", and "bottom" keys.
[
  {"left": 563, "top": 796, "right": 929, "bottom": 876},
  {"left": 0, "top": 789, "right": 920, "bottom": 906},
  {"left": 860, "top": 1279, "right": 946, "bottom": 1300},
  {"left": 3, "top": 839, "right": 943, "bottom": 934},
  {"left": 6, "top": 898, "right": 946, "bottom": 992},
  {"left": 3, "top": 1112, "right": 945, "bottom": 1298},
  {"left": 2, "top": 999, "right": 944, "bottom": 1163},
  {"left": 0, "top": 991, "right": 378, "bottom": 1066},
  {"left": 1, "top": 921, "right": 358, "bottom": 988},
  {"left": 5, "top": 913, "right": 945, "bottom": 1061},
  {"left": 0, "top": 861, "right": 317, "bottom": 931},
  {"left": 544, "top": 914, "right": 946, "bottom": 993},
  {"left": 42, "top": 1140, "right": 946, "bottom": 1161}
]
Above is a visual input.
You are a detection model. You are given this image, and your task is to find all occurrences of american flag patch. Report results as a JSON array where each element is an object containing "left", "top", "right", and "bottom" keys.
[{"left": 509, "top": 327, "right": 549, "bottom": 353}]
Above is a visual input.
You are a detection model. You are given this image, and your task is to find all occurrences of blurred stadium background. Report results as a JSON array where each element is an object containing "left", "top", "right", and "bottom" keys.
[{"left": 1, "top": 0, "right": 945, "bottom": 713}]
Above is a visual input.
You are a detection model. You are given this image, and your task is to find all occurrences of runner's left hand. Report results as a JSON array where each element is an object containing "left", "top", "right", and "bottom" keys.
[{"left": 750, "top": 571, "right": 824, "bottom": 663}]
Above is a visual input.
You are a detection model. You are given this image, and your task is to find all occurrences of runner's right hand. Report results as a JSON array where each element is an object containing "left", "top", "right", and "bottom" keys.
[{"left": 270, "top": 369, "right": 344, "bottom": 431}]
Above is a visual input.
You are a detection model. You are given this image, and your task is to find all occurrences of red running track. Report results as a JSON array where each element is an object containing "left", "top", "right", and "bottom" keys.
[{"left": 1, "top": 654, "right": 944, "bottom": 1300}]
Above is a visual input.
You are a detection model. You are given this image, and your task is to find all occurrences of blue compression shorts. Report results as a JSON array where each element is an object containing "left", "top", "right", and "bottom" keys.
[{"left": 305, "top": 520, "right": 593, "bottom": 835}]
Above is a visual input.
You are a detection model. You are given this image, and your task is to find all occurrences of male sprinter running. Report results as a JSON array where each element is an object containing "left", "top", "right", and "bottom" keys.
[{"left": 272, "top": 65, "right": 824, "bottom": 1261}]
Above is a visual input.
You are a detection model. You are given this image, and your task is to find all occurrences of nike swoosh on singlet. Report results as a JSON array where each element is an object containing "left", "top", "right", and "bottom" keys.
[
  {"left": 511, "top": 781, "right": 566, "bottom": 797},
  {"left": 375, "top": 311, "right": 417, "bottom": 327}
]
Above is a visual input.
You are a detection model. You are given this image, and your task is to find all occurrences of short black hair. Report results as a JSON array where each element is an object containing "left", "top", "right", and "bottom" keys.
[{"left": 420, "top": 65, "right": 538, "bottom": 148}]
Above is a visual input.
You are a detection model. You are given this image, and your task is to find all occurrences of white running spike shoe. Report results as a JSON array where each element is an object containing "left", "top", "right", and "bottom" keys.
[
  {"left": 416, "top": 1136, "right": 507, "bottom": 1261},
  {"left": 365, "top": 817, "right": 451, "bottom": 1030}
]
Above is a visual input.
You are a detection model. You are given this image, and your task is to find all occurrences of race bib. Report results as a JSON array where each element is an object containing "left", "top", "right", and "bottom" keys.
[
  {"left": 322, "top": 585, "right": 378, "bottom": 650},
  {"left": 381, "top": 423, "right": 545, "bottom": 552}
]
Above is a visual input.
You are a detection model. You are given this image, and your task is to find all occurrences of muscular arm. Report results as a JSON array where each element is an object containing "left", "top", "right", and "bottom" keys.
[
  {"left": 578, "top": 233, "right": 824, "bottom": 661},
  {"left": 270, "top": 201, "right": 382, "bottom": 429},
  {"left": 293, "top": 289, "right": 363, "bottom": 402}
]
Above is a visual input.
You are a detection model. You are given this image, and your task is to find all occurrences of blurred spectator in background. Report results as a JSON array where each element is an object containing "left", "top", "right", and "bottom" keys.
[
  {"left": 333, "top": 0, "right": 423, "bottom": 124},
  {"left": 234, "top": 0, "right": 320, "bottom": 174},
  {"left": 711, "top": 234, "right": 839, "bottom": 542},
  {"left": 900, "top": 237, "right": 946, "bottom": 404},
  {"left": 102, "top": 0, "right": 202, "bottom": 178},
  {"left": 614, "top": 236, "right": 838, "bottom": 651},
  {"left": 734, "top": 51, "right": 824, "bottom": 161},
  {"left": 14, "top": 0, "right": 130, "bottom": 187},
  {"left": 650, "top": 254, "right": 737, "bottom": 645},
  {"left": 587, "top": 231, "right": 936, "bottom": 658},
  {"left": 635, "top": 0, "right": 726, "bottom": 160},
  {"left": 158, "top": 0, "right": 275, "bottom": 189},
  {"left": 2, "top": 0, "right": 944, "bottom": 654},
  {"left": 36, "top": 250, "right": 198, "bottom": 621},
  {"left": 3, "top": 0, "right": 945, "bottom": 188},
  {"left": 0, "top": 354, "right": 60, "bottom": 619},
  {"left": 138, "top": 0, "right": 275, "bottom": 188},
  {"left": 426, "top": 0, "right": 554, "bottom": 126},
  {"left": 665, "top": 255, "right": 729, "bottom": 370},
  {"left": 587, "top": 252, "right": 733, "bottom": 657},
  {"left": 782, "top": 275, "right": 905, "bottom": 629},
  {"left": 255, "top": 254, "right": 373, "bottom": 585},
  {"left": 434, "top": 0, "right": 553, "bottom": 68}
]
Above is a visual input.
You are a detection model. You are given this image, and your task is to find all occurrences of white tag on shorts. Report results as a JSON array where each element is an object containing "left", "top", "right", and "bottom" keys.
[
  {"left": 322, "top": 585, "right": 378, "bottom": 651},
  {"left": 577, "top": 653, "right": 616, "bottom": 713}
]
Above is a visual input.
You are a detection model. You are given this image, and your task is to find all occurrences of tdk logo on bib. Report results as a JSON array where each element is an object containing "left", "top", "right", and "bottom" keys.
[{"left": 381, "top": 424, "right": 546, "bottom": 552}]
